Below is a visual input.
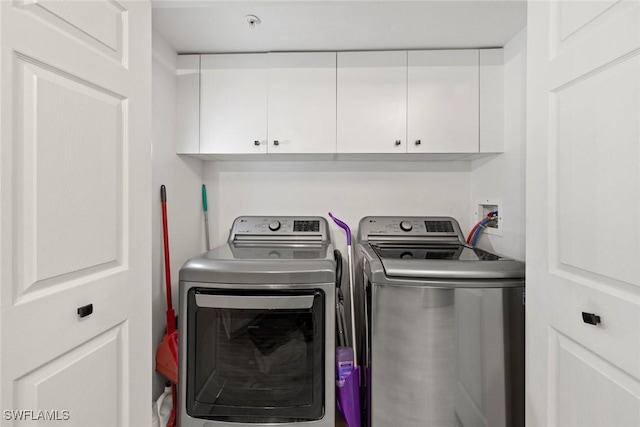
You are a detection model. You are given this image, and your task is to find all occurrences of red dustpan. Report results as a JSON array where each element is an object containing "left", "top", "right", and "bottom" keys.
[{"left": 156, "top": 331, "right": 178, "bottom": 384}]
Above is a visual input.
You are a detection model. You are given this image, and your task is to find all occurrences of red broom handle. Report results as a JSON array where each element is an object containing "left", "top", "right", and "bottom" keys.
[{"left": 160, "top": 185, "right": 176, "bottom": 334}]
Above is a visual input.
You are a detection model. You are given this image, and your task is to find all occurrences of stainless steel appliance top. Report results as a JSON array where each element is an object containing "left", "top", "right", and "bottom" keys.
[
  {"left": 358, "top": 216, "right": 525, "bottom": 283},
  {"left": 180, "top": 216, "right": 335, "bottom": 284}
]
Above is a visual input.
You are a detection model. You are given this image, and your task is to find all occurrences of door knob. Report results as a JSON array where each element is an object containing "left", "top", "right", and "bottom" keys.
[
  {"left": 254, "top": 140, "right": 260, "bottom": 146},
  {"left": 273, "top": 140, "right": 280, "bottom": 146},
  {"left": 395, "top": 140, "right": 401, "bottom": 146},
  {"left": 415, "top": 140, "right": 421, "bottom": 146}
]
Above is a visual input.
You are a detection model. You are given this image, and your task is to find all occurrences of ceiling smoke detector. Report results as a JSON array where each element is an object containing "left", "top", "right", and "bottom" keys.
[{"left": 245, "top": 15, "right": 261, "bottom": 29}]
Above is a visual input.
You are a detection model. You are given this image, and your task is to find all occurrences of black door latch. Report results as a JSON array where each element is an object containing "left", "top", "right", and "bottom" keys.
[
  {"left": 582, "top": 312, "right": 601, "bottom": 326},
  {"left": 77, "top": 303, "right": 93, "bottom": 319}
]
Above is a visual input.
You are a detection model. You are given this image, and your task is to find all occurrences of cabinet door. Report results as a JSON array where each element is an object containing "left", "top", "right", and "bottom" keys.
[
  {"left": 200, "top": 54, "right": 267, "bottom": 154},
  {"left": 408, "top": 50, "right": 479, "bottom": 153},
  {"left": 479, "top": 49, "right": 504, "bottom": 153},
  {"left": 176, "top": 55, "right": 200, "bottom": 154},
  {"left": 337, "top": 51, "right": 407, "bottom": 153},
  {"left": 267, "top": 52, "right": 336, "bottom": 154}
]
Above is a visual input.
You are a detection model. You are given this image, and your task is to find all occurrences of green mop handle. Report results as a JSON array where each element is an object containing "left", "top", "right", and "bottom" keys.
[{"left": 202, "top": 184, "right": 210, "bottom": 251}]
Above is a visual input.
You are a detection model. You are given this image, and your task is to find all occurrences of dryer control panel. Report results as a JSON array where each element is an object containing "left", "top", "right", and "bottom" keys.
[
  {"left": 230, "top": 216, "right": 330, "bottom": 243},
  {"left": 358, "top": 216, "right": 464, "bottom": 243}
]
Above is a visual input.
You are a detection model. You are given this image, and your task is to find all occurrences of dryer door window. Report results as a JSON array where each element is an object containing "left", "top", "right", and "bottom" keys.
[{"left": 186, "top": 288, "right": 325, "bottom": 422}]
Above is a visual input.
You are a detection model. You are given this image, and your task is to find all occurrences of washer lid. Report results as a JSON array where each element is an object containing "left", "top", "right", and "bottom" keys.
[{"left": 371, "top": 243, "right": 525, "bottom": 280}]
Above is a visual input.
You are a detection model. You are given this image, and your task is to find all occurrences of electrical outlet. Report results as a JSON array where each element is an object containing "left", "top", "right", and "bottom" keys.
[{"left": 474, "top": 199, "right": 502, "bottom": 236}]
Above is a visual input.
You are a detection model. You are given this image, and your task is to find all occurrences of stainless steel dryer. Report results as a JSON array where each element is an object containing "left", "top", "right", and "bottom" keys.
[
  {"left": 357, "top": 216, "right": 525, "bottom": 427},
  {"left": 178, "top": 216, "right": 336, "bottom": 427}
]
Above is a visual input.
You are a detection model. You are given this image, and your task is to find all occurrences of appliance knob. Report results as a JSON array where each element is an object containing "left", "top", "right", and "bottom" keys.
[
  {"left": 400, "top": 221, "right": 413, "bottom": 232},
  {"left": 269, "top": 220, "right": 281, "bottom": 231}
]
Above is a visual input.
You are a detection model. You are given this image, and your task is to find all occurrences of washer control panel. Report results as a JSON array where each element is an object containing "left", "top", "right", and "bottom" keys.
[
  {"left": 358, "top": 216, "right": 464, "bottom": 242},
  {"left": 230, "top": 216, "right": 329, "bottom": 242}
]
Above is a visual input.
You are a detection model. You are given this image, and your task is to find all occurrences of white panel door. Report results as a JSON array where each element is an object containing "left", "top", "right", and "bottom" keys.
[
  {"left": 200, "top": 54, "right": 268, "bottom": 154},
  {"left": 337, "top": 51, "right": 407, "bottom": 153},
  {"left": 0, "top": 1, "right": 151, "bottom": 426},
  {"left": 267, "top": 52, "right": 336, "bottom": 154},
  {"left": 408, "top": 50, "right": 479, "bottom": 153},
  {"left": 527, "top": 1, "right": 640, "bottom": 426}
]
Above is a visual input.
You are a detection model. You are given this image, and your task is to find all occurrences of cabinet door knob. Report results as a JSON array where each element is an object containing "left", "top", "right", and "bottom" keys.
[
  {"left": 254, "top": 140, "right": 260, "bottom": 146},
  {"left": 273, "top": 140, "right": 280, "bottom": 146},
  {"left": 415, "top": 140, "right": 421, "bottom": 146},
  {"left": 395, "top": 140, "right": 402, "bottom": 146},
  {"left": 582, "top": 312, "right": 601, "bottom": 326},
  {"left": 77, "top": 303, "right": 93, "bottom": 318}
]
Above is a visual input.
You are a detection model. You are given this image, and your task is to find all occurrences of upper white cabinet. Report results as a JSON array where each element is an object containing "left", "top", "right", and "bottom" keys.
[
  {"left": 200, "top": 54, "right": 268, "bottom": 154},
  {"left": 407, "top": 50, "right": 479, "bottom": 153},
  {"left": 178, "top": 48, "right": 504, "bottom": 158},
  {"left": 196, "top": 52, "right": 336, "bottom": 155},
  {"left": 267, "top": 52, "right": 337, "bottom": 154},
  {"left": 337, "top": 51, "right": 407, "bottom": 153}
]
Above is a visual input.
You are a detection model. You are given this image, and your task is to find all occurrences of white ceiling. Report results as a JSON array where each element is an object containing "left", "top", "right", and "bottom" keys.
[{"left": 152, "top": 1, "right": 527, "bottom": 54}]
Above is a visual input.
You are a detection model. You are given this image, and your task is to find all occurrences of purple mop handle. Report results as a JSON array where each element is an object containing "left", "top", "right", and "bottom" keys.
[
  {"left": 328, "top": 212, "right": 352, "bottom": 246},
  {"left": 329, "top": 212, "right": 358, "bottom": 368}
]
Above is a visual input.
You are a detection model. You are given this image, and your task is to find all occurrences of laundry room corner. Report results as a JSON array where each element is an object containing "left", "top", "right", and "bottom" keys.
[
  {"left": 152, "top": 28, "right": 205, "bottom": 400},
  {"left": 470, "top": 28, "right": 527, "bottom": 260}
]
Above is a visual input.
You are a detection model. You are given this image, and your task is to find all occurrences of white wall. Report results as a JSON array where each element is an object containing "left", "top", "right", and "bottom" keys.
[
  {"left": 204, "top": 161, "right": 472, "bottom": 255},
  {"left": 470, "top": 29, "right": 527, "bottom": 260},
  {"left": 152, "top": 30, "right": 204, "bottom": 398}
]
